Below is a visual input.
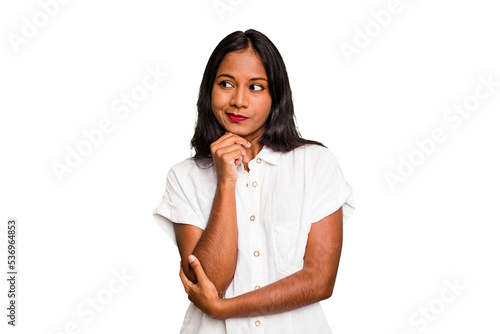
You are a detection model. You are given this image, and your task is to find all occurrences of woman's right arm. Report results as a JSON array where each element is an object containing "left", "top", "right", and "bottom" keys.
[{"left": 174, "top": 132, "right": 251, "bottom": 298}]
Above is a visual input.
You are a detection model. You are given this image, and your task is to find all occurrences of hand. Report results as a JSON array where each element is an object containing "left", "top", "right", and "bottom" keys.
[
  {"left": 210, "top": 132, "right": 251, "bottom": 186},
  {"left": 179, "top": 255, "right": 226, "bottom": 320}
]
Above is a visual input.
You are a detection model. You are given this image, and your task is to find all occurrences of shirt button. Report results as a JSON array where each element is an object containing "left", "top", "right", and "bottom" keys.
[
  {"left": 254, "top": 285, "right": 260, "bottom": 290},
  {"left": 255, "top": 320, "right": 261, "bottom": 327},
  {"left": 256, "top": 158, "right": 262, "bottom": 163},
  {"left": 254, "top": 251, "right": 260, "bottom": 257},
  {"left": 250, "top": 215, "right": 255, "bottom": 221},
  {"left": 252, "top": 181, "right": 258, "bottom": 187}
]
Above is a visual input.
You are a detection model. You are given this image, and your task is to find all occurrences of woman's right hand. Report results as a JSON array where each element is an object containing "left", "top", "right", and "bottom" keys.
[{"left": 210, "top": 132, "right": 251, "bottom": 186}]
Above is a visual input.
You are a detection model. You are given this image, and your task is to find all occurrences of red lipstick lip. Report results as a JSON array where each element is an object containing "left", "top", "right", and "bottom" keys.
[{"left": 226, "top": 113, "right": 248, "bottom": 122}]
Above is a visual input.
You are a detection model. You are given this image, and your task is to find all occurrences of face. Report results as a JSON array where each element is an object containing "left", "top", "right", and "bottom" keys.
[{"left": 211, "top": 49, "right": 272, "bottom": 143}]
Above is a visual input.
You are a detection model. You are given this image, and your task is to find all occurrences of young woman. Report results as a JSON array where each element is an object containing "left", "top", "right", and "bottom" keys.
[{"left": 153, "top": 29, "right": 355, "bottom": 333}]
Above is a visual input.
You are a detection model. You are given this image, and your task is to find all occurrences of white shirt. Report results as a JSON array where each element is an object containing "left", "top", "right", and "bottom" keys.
[{"left": 153, "top": 144, "right": 355, "bottom": 333}]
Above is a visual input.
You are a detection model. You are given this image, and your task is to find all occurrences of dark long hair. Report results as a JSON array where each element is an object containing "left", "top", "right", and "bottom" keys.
[{"left": 191, "top": 29, "right": 325, "bottom": 166}]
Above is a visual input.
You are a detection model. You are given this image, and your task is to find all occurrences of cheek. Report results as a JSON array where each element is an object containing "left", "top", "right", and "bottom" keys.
[
  {"left": 257, "top": 96, "right": 272, "bottom": 120},
  {"left": 211, "top": 90, "right": 225, "bottom": 111}
]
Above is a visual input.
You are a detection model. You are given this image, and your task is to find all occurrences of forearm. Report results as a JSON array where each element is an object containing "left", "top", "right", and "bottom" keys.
[
  {"left": 217, "top": 267, "right": 334, "bottom": 319},
  {"left": 186, "top": 183, "right": 238, "bottom": 297},
  {"left": 181, "top": 209, "right": 344, "bottom": 320}
]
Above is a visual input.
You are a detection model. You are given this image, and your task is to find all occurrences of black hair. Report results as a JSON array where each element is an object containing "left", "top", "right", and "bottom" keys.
[{"left": 190, "top": 29, "right": 325, "bottom": 166}]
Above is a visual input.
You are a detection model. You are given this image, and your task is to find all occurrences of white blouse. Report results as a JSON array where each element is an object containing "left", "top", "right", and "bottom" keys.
[{"left": 153, "top": 144, "right": 355, "bottom": 333}]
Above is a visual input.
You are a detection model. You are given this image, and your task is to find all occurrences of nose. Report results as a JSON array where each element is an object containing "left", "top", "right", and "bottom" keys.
[{"left": 230, "top": 87, "right": 248, "bottom": 109}]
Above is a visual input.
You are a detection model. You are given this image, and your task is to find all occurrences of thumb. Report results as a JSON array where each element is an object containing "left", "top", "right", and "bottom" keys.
[{"left": 188, "top": 255, "right": 208, "bottom": 282}]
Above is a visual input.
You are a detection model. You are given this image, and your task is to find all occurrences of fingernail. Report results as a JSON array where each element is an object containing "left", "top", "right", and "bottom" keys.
[
  {"left": 247, "top": 142, "right": 251, "bottom": 147},
  {"left": 188, "top": 255, "right": 196, "bottom": 263}
]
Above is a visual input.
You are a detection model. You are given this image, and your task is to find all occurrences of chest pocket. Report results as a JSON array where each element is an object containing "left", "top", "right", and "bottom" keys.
[{"left": 266, "top": 195, "right": 309, "bottom": 277}]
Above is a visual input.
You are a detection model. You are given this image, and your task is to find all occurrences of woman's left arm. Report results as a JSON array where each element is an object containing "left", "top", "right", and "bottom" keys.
[{"left": 180, "top": 207, "right": 343, "bottom": 320}]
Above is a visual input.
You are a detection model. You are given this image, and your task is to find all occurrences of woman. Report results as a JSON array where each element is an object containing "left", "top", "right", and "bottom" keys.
[{"left": 153, "top": 29, "right": 355, "bottom": 333}]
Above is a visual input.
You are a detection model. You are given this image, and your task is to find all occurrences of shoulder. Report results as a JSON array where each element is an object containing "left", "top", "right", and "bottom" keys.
[
  {"left": 283, "top": 144, "right": 344, "bottom": 181},
  {"left": 302, "top": 143, "right": 333, "bottom": 156},
  {"left": 282, "top": 143, "right": 336, "bottom": 164},
  {"left": 273, "top": 144, "right": 339, "bottom": 181},
  {"left": 167, "top": 157, "right": 215, "bottom": 183},
  {"left": 169, "top": 157, "right": 196, "bottom": 174}
]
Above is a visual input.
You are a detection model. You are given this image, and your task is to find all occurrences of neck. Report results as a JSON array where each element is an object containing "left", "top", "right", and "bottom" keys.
[{"left": 244, "top": 134, "right": 264, "bottom": 162}]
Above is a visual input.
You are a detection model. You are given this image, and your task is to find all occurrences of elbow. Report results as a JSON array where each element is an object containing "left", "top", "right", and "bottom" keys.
[
  {"left": 307, "top": 269, "right": 336, "bottom": 301},
  {"left": 181, "top": 261, "right": 198, "bottom": 284},
  {"left": 315, "top": 282, "right": 334, "bottom": 301},
  {"left": 319, "top": 272, "right": 338, "bottom": 300},
  {"left": 216, "top": 286, "right": 227, "bottom": 299},
  {"left": 181, "top": 260, "right": 228, "bottom": 298},
  {"left": 214, "top": 279, "right": 230, "bottom": 298},
  {"left": 321, "top": 282, "right": 335, "bottom": 300},
  {"left": 320, "top": 272, "right": 339, "bottom": 300}
]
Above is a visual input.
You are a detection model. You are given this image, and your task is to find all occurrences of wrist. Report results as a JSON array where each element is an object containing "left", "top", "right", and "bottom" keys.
[
  {"left": 217, "top": 180, "right": 237, "bottom": 191},
  {"left": 212, "top": 298, "right": 230, "bottom": 320}
]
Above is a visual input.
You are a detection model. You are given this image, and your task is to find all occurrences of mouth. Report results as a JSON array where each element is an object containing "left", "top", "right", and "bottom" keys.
[{"left": 226, "top": 113, "right": 249, "bottom": 123}]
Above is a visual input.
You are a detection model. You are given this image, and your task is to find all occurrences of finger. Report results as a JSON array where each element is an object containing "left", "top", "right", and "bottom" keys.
[
  {"left": 223, "top": 135, "right": 251, "bottom": 148},
  {"left": 236, "top": 151, "right": 250, "bottom": 164},
  {"left": 211, "top": 143, "right": 250, "bottom": 159},
  {"left": 211, "top": 132, "right": 237, "bottom": 147},
  {"left": 215, "top": 143, "right": 249, "bottom": 154},
  {"left": 230, "top": 152, "right": 244, "bottom": 166},
  {"left": 215, "top": 144, "right": 249, "bottom": 162},
  {"left": 179, "top": 266, "right": 194, "bottom": 293},
  {"left": 212, "top": 133, "right": 251, "bottom": 150},
  {"left": 188, "top": 255, "right": 209, "bottom": 283}
]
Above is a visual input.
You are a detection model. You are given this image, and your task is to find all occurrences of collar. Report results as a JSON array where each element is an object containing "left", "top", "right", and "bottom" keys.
[{"left": 256, "top": 145, "right": 281, "bottom": 165}]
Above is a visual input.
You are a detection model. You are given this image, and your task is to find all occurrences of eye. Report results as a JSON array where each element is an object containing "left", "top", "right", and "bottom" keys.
[
  {"left": 218, "top": 80, "right": 234, "bottom": 88},
  {"left": 250, "top": 84, "right": 264, "bottom": 91}
]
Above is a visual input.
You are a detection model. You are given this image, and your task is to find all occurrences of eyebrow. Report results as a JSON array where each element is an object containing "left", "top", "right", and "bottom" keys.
[{"left": 216, "top": 74, "right": 268, "bottom": 82}]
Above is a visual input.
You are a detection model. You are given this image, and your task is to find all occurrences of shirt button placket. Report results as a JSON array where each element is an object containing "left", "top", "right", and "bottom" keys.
[{"left": 249, "top": 158, "right": 263, "bottom": 332}]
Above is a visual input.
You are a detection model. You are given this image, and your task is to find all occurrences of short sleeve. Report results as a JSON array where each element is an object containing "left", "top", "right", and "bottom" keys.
[
  {"left": 152, "top": 166, "right": 205, "bottom": 246},
  {"left": 309, "top": 149, "right": 355, "bottom": 224}
]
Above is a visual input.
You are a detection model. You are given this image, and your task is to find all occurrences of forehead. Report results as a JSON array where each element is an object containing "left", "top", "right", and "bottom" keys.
[{"left": 216, "top": 49, "right": 267, "bottom": 78}]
